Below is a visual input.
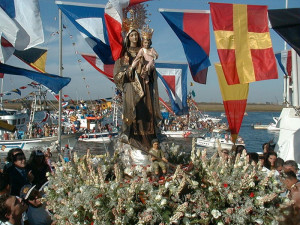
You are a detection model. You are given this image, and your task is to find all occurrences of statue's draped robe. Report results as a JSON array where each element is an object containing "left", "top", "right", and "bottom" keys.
[{"left": 114, "top": 47, "right": 161, "bottom": 148}]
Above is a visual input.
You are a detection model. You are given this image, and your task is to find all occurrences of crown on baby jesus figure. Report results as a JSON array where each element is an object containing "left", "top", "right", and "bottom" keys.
[{"left": 141, "top": 24, "right": 154, "bottom": 40}]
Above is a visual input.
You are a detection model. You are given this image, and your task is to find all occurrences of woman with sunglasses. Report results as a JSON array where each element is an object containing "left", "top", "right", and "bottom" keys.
[{"left": 6, "top": 148, "right": 33, "bottom": 196}]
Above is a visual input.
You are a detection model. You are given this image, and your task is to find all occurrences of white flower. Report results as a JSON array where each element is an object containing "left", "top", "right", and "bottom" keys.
[
  {"left": 208, "top": 187, "right": 213, "bottom": 192},
  {"left": 165, "top": 182, "right": 170, "bottom": 189},
  {"left": 249, "top": 181, "right": 255, "bottom": 187},
  {"left": 255, "top": 219, "right": 263, "bottom": 224},
  {"left": 160, "top": 199, "right": 167, "bottom": 206},
  {"left": 155, "top": 195, "right": 162, "bottom": 201},
  {"left": 95, "top": 200, "right": 100, "bottom": 206},
  {"left": 73, "top": 211, "right": 78, "bottom": 216},
  {"left": 46, "top": 172, "right": 50, "bottom": 177},
  {"left": 217, "top": 222, "right": 224, "bottom": 225},
  {"left": 228, "top": 193, "right": 234, "bottom": 201},
  {"left": 191, "top": 181, "right": 199, "bottom": 186},
  {"left": 211, "top": 209, "right": 221, "bottom": 219},
  {"left": 238, "top": 162, "right": 243, "bottom": 167}
]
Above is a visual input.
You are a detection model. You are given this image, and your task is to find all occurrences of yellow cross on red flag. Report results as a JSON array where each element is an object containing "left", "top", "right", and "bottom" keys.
[
  {"left": 215, "top": 63, "right": 248, "bottom": 143},
  {"left": 210, "top": 3, "right": 278, "bottom": 85}
]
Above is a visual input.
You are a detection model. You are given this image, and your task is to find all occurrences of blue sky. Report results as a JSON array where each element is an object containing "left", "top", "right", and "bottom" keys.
[{"left": 4, "top": 0, "right": 300, "bottom": 103}]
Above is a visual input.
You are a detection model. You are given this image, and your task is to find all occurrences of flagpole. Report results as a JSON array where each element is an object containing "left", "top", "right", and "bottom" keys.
[
  {"left": 0, "top": 78, "right": 3, "bottom": 109},
  {"left": 58, "top": 8, "right": 63, "bottom": 152},
  {"left": 284, "top": 0, "right": 289, "bottom": 107}
]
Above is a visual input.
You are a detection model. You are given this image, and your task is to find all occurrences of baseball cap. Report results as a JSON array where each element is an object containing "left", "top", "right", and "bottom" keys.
[{"left": 20, "top": 184, "right": 36, "bottom": 200}]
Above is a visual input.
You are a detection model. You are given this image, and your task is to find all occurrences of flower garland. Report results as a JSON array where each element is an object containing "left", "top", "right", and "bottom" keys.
[{"left": 44, "top": 143, "right": 292, "bottom": 225}]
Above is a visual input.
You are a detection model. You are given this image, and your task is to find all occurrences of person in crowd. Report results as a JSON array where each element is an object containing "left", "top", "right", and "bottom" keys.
[
  {"left": 149, "top": 139, "right": 168, "bottom": 179},
  {"left": 0, "top": 173, "right": 10, "bottom": 196},
  {"left": 220, "top": 149, "right": 230, "bottom": 161},
  {"left": 19, "top": 185, "right": 53, "bottom": 225},
  {"left": 262, "top": 141, "right": 276, "bottom": 154},
  {"left": 247, "top": 152, "right": 259, "bottom": 165},
  {"left": 62, "top": 144, "right": 72, "bottom": 162},
  {"left": 44, "top": 148, "right": 53, "bottom": 173},
  {"left": 282, "top": 171, "right": 300, "bottom": 208},
  {"left": 3, "top": 149, "right": 24, "bottom": 174},
  {"left": 0, "top": 193, "right": 28, "bottom": 225},
  {"left": 264, "top": 151, "right": 277, "bottom": 171},
  {"left": 234, "top": 145, "right": 245, "bottom": 158},
  {"left": 27, "top": 150, "right": 51, "bottom": 190},
  {"left": 283, "top": 160, "right": 299, "bottom": 177},
  {"left": 275, "top": 157, "right": 285, "bottom": 174},
  {"left": 3, "top": 132, "right": 9, "bottom": 141},
  {"left": 6, "top": 149, "right": 33, "bottom": 196}
]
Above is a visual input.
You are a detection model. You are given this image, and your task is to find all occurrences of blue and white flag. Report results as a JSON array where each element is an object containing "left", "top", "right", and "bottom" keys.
[
  {"left": 159, "top": 9, "right": 211, "bottom": 84},
  {"left": 0, "top": 0, "right": 44, "bottom": 62},
  {"left": 0, "top": 63, "right": 71, "bottom": 94},
  {"left": 156, "top": 62, "right": 188, "bottom": 115},
  {"left": 56, "top": 2, "right": 114, "bottom": 64}
]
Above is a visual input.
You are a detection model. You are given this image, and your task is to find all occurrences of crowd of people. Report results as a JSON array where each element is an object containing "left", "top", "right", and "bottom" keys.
[{"left": 0, "top": 148, "right": 54, "bottom": 225}]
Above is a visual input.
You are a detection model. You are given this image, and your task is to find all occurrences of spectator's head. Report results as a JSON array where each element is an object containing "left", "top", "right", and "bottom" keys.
[
  {"left": 12, "top": 150, "right": 26, "bottom": 169},
  {"left": 65, "top": 144, "right": 69, "bottom": 148},
  {"left": 0, "top": 173, "right": 10, "bottom": 195},
  {"left": 258, "top": 154, "right": 265, "bottom": 166},
  {"left": 282, "top": 171, "right": 298, "bottom": 190},
  {"left": 0, "top": 194, "right": 28, "bottom": 223},
  {"left": 262, "top": 142, "right": 276, "bottom": 153},
  {"left": 6, "top": 148, "right": 23, "bottom": 163},
  {"left": 221, "top": 149, "right": 229, "bottom": 161},
  {"left": 275, "top": 157, "right": 285, "bottom": 173},
  {"left": 28, "top": 150, "right": 45, "bottom": 166},
  {"left": 283, "top": 160, "right": 299, "bottom": 175},
  {"left": 235, "top": 145, "right": 245, "bottom": 157},
  {"left": 264, "top": 151, "right": 277, "bottom": 170},
  {"left": 20, "top": 185, "right": 42, "bottom": 208},
  {"left": 247, "top": 152, "right": 259, "bottom": 165}
]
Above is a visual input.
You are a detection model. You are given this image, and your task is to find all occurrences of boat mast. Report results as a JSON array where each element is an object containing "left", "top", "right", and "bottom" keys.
[
  {"left": 284, "top": 0, "right": 291, "bottom": 107},
  {"left": 58, "top": 7, "right": 63, "bottom": 151}
]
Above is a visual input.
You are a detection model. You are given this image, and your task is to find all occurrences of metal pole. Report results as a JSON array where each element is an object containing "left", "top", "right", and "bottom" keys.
[
  {"left": 292, "top": 49, "right": 299, "bottom": 107},
  {"left": 58, "top": 8, "right": 63, "bottom": 151},
  {"left": 0, "top": 78, "right": 3, "bottom": 109}
]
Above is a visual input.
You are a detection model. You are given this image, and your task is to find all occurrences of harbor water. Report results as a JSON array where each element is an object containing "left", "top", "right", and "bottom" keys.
[{"left": 72, "top": 111, "right": 281, "bottom": 156}]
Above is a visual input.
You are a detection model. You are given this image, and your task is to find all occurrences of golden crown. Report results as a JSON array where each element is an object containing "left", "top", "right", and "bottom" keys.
[
  {"left": 122, "top": 4, "right": 147, "bottom": 35},
  {"left": 141, "top": 24, "right": 154, "bottom": 40}
]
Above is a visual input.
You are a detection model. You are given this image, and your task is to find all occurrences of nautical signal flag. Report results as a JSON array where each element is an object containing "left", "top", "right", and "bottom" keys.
[
  {"left": 81, "top": 53, "right": 114, "bottom": 82},
  {"left": 210, "top": 3, "right": 278, "bottom": 85},
  {"left": 56, "top": 2, "right": 114, "bottom": 64},
  {"left": 215, "top": 63, "right": 249, "bottom": 143},
  {"left": 0, "top": 63, "right": 71, "bottom": 94},
  {"left": 0, "top": 0, "right": 44, "bottom": 62},
  {"left": 156, "top": 62, "right": 188, "bottom": 116},
  {"left": 275, "top": 50, "right": 292, "bottom": 77},
  {"left": 14, "top": 47, "right": 47, "bottom": 73},
  {"left": 104, "top": 0, "right": 151, "bottom": 61},
  {"left": 269, "top": 9, "right": 300, "bottom": 57},
  {"left": 159, "top": 9, "right": 211, "bottom": 84}
]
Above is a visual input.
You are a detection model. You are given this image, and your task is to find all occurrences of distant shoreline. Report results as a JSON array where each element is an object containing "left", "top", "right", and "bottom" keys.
[
  {"left": 3, "top": 102, "right": 284, "bottom": 112},
  {"left": 196, "top": 103, "right": 283, "bottom": 112}
]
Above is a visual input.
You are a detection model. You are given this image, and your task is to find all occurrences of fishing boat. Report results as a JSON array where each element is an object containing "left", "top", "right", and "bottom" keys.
[
  {"left": 252, "top": 123, "right": 269, "bottom": 130},
  {"left": 78, "top": 130, "right": 118, "bottom": 143},
  {"left": 196, "top": 132, "right": 245, "bottom": 149},
  {"left": 0, "top": 90, "right": 79, "bottom": 152},
  {"left": 161, "top": 129, "right": 206, "bottom": 138}
]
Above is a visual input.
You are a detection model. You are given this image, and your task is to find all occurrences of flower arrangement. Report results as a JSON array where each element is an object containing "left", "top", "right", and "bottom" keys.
[{"left": 45, "top": 141, "right": 290, "bottom": 225}]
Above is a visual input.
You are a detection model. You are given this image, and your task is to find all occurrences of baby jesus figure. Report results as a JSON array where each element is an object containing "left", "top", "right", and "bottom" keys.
[{"left": 131, "top": 37, "right": 158, "bottom": 83}]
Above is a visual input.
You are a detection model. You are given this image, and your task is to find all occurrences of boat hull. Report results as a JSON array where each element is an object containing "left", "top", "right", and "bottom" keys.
[
  {"left": 196, "top": 137, "right": 245, "bottom": 149},
  {"left": 0, "top": 133, "right": 79, "bottom": 152},
  {"left": 78, "top": 131, "right": 118, "bottom": 143}
]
